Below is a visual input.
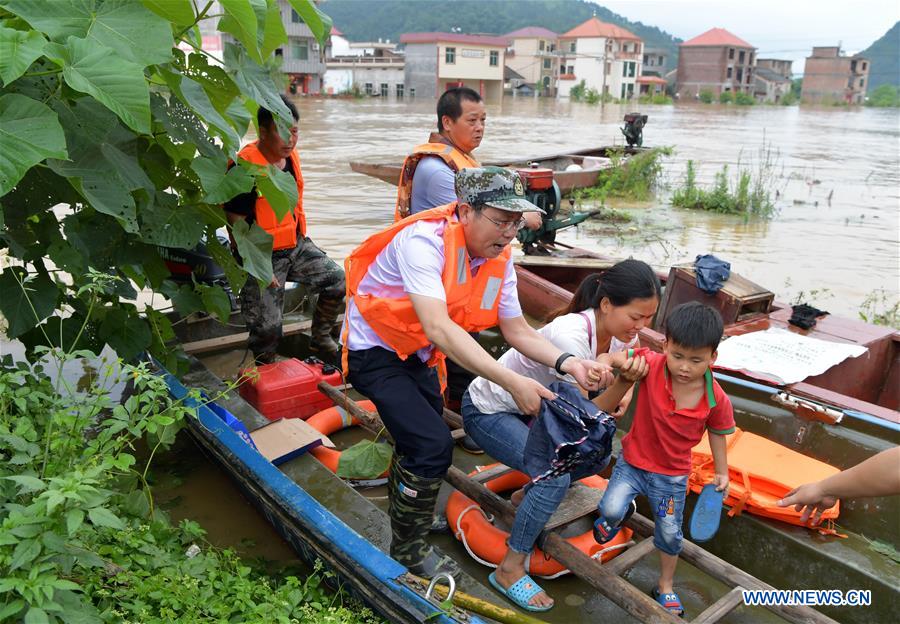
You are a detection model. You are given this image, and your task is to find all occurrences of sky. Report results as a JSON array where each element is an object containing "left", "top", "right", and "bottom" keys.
[{"left": 597, "top": 0, "right": 900, "bottom": 74}]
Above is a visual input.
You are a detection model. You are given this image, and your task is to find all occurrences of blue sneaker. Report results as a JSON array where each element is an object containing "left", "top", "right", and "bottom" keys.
[{"left": 593, "top": 500, "right": 637, "bottom": 544}]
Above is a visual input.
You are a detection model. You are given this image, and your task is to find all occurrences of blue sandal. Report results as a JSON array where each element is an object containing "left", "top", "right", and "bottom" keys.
[
  {"left": 488, "top": 571, "right": 553, "bottom": 612},
  {"left": 652, "top": 588, "right": 685, "bottom": 617},
  {"left": 690, "top": 484, "right": 725, "bottom": 543}
]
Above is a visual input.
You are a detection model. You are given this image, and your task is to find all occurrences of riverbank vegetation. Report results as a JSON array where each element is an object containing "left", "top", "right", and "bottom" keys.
[
  {"left": 671, "top": 144, "right": 781, "bottom": 218},
  {"left": 866, "top": 85, "right": 900, "bottom": 107},
  {"left": 574, "top": 147, "right": 674, "bottom": 204}
]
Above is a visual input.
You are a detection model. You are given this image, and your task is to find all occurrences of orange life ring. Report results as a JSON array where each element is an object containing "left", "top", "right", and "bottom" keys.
[
  {"left": 306, "top": 400, "right": 388, "bottom": 477},
  {"left": 445, "top": 464, "right": 632, "bottom": 578}
]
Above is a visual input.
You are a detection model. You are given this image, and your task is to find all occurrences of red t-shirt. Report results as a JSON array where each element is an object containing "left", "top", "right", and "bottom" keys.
[{"left": 621, "top": 348, "right": 735, "bottom": 476}]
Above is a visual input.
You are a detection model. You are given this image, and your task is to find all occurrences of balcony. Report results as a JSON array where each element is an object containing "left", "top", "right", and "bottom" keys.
[
  {"left": 559, "top": 73, "right": 576, "bottom": 81},
  {"left": 615, "top": 51, "right": 641, "bottom": 61},
  {"left": 327, "top": 56, "right": 404, "bottom": 66}
]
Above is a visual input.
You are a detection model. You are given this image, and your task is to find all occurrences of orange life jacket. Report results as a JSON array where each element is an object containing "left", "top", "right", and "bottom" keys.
[
  {"left": 394, "top": 135, "right": 479, "bottom": 222},
  {"left": 343, "top": 203, "right": 510, "bottom": 386},
  {"left": 237, "top": 141, "right": 306, "bottom": 250}
]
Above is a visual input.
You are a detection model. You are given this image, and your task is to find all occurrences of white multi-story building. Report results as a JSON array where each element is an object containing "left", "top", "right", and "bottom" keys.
[{"left": 557, "top": 17, "right": 643, "bottom": 100}]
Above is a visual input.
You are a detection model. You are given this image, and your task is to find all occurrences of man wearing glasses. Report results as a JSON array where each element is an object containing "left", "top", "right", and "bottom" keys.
[{"left": 340, "top": 167, "right": 602, "bottom": 578}]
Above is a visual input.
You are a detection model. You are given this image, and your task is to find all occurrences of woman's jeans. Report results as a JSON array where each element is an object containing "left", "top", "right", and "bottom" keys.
[{"left": 461, "top": 390, "right": 601, "bottom": 554}]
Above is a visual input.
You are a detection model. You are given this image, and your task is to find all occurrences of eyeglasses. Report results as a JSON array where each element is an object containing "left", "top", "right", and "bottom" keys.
[{"left": 478, "top": 211, "right": 525, "bottom": 233}]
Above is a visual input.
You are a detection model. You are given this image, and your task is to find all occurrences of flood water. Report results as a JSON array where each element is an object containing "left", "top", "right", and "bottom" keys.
[{"left": 296, "top": 97, "right": 899, "bottom": 318}]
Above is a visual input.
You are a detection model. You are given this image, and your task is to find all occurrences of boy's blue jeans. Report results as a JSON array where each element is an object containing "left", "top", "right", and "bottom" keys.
[
  {"left": 461, "top": 390, "right": 604, "bottom": 554},
  {"left": 598, "top": 455, "right": 688, "bottom": 555}
]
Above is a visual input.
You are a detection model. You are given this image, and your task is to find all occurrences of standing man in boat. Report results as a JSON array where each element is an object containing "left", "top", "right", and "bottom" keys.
[
  {"left": 342, "top": 167, "right": 603, "bottom": 578},
  {"left": 395, "top": 87, "right": 540, "bottom": 452},
  {"left": 224, "top": 96, "right": 345, "bottom": 365}
]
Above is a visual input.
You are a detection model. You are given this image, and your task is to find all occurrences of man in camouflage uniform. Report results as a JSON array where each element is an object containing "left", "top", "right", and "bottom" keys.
[
  {"left": 343, "top": 167, "right": 602, "bottom": 578},
  {"left": 225, "top": 96, "right": 344, "bottom": 364}
]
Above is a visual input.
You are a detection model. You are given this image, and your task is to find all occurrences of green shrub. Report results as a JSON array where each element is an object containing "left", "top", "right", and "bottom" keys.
[
  {"left": 577, "top": 146, "right": 674, "bottom": 202},
  {"left": 734, "top": 92, "right": 755, "bottom": 105},
  {"left": 585, "top": 87, "right": 601, "bottom": 104},
  {"left": 719, "top": 91, "right": 733, "bottom": 104},
  {"left": 866, "top": 85, "right": 900, "bottom": 107},
  {"left": 698, "top": 89, "right": 714, "bottom": 103},
  {"left": 781, "top": 92, "right": 798, "bottom": 106},
  {"left": 570, "top": 79, "right": 587, "bottom": 101}
]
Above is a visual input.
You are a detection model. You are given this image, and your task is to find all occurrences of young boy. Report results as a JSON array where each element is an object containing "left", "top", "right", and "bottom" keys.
[{"left": 591, "top": 301, "right": 734, "bottom": 616}]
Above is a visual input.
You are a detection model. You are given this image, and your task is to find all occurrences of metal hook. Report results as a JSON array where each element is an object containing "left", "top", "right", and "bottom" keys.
[{"left": 425, "top": 572, "right": 457, "bottom": 603}]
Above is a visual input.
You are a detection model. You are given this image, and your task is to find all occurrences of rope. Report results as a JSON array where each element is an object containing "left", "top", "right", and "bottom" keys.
[{"left": 454, "top": 504, "right": 500, "bottom": 569}]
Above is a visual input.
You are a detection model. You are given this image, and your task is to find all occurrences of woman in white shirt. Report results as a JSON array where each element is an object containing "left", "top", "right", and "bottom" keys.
[{"left": 461, "top": 259, "right": 661, "bottom": 611}]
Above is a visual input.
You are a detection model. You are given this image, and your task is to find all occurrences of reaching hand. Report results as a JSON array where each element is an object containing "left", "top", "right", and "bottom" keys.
[
  {"left": 567, "top": 358, "right": 610, "bottom": 391},
  {"left": 712, "top": 472, "right": 730, "bottom": 496},
  {"left": 524, "top": 211, "right": 542, "bottom": 230},
  {"left": 269, "top": 275, "right": 281, "bottom": 288},
  {"left": 508, "top": 374, "right": 556, "bottom": 416},
  {"left": 777, "top": 482, "right": 838, "bottom": 525},
  {"left": 618, "top": 354, "right": 649, "bottom": 383}
]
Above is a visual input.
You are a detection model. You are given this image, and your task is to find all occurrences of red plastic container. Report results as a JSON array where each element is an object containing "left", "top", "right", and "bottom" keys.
[
  {"left": 239, "top": 358, "right": 342, "bottom": 421},
  {"left": 516, "top": 166, "right": 554, "bottom": 191}
]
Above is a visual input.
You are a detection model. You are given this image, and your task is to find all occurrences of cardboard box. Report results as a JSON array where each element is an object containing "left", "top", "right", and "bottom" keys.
[{"left": 250, "top": 418, "right": 335, "bottom": 466}]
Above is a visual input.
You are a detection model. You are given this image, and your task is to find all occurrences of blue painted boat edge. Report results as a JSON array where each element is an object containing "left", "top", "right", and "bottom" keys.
[{"left": 161, "top": 371, "right": 487, "bottom": 624}]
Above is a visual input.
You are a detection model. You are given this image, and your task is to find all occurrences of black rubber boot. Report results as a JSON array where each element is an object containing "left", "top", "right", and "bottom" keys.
[
  {"left": 388, "top": 457, "right": 460, "bottom": 578},
  {"left": 310, "top": 294, "right": 343, "bottom": 362}
]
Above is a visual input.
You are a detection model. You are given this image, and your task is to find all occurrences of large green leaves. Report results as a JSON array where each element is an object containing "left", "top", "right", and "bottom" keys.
[
  {"left": 0, "top": 26, "right": 46, "bottom": 86},
  {"left": 141, "top": 0, "right": 196, "bottom": 25},
  {"left": 139, "top": 193, "right": 205, "bottom": 249},
  {"left": 192, "top": 156, "right": 255, "bottom": 204},
  {"left": 337, "top": 440, "right": 392, "bottom": 479},
  {"left": 230, "top": 219, "right": 273, "bottom": 283},
  {"left": 219, "top": 0, "right": 263, "bottom": 63},
  {"left": 2, "top": 0, "right": 173, "bottom": 67},
  {"left": 48, "top": 36, "right": 150, "bottom": 135},
  {"left": 0, "top": 93, "right": 67, "bottom": 197},
  {"left": 254, "top": 163, "right": 298, "bottom": 222},
  {"left": 0, "top": 267, "right": 58, "bottom": 339},
  {"left": 99, "top": 306, "right": 151, "bottom": 361},
  {"left": 286, "top": 0, "right": 332, "bottom": 46},
  {"left": 223, "top": 42, "right": 291, "bottom": 124}
]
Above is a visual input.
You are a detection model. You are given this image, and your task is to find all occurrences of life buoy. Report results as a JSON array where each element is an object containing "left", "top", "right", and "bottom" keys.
[
  {"left": 306, "top": 400, "right": 388, "bottom": 477},
  {"left": 445, "top": 465, "right": 632, "bottom": 578}
]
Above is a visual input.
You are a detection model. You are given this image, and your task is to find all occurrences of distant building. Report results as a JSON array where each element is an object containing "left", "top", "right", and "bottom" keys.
[
  {"left": 637, "top": 75, "right": 668, "bottom": 96},
  {"left": 278, "top": 0, "right": 326, "bottom": 94},
  {"left": 802, "top": 46, "right": 869, "bottom": 105},
  {"left": 642, "top": 47, "right": 668, "bottom": 77},
  {"left": 676, "top": 27, "right": 756, "bottom": 98},
  {"left": 504, "top": 26, "right": 559, "bottom": 96},
  {"left": 400, "top": 32, "right": 508, "bottom": 99},
  {"left": 756, "top": 58, "right": 793, "bottom": 79},
  {"left": 753, "top": 67, "right": 792, "bottom": 103},
  {"left": 324, "top": 38, "right": 404, "bottom": 97},
  {"left": 557, "top": 17, "right": 643, "bottom": 100}
]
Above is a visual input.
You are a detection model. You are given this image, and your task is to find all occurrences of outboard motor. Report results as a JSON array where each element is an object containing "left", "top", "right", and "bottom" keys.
[
  {"left": 621, "top": 113, "right": 648, "bottom": 147},
  {"left": 515, "top": 164, "right": 601, "bottom": 255},
  {"left": 157, "top": 234, "right": 238, "bottom": 310}
]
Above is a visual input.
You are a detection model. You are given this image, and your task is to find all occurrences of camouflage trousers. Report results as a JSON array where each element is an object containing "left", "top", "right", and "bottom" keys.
[{"left": 239, "top": 236, "right": 345, "bottom": 362}]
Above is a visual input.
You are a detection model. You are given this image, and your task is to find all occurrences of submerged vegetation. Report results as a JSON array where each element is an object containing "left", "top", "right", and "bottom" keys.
[
  {"left": 858, "top": 288, "right": 900, "bottom": 328},
  {"left": 671, "top": 143, "right": 781, "bottom": 218},
  {"left": 577, "top": 146, "right": 674, "bottom": 203}
]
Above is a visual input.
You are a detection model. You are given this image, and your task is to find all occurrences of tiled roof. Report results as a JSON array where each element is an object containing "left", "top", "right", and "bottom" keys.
[
  {"left": 504, "top": 26, "right": 558, "bottom": 40},
  {"left": 560, "top": 17, "right": 640, "bottom": 41},
  {"left": 755, "top": 67, "right": 790, "bottom": 83},
  {"left": 330, "top": 26, "right": 343, "bottom": 36},
  {"left": 400, "top": 32, "right": 510, "bottom": 47},
  {"left": 636, "top": 75, "right": 668, "bottom": 84},
  {"left": 681, "top": 28, "right": 754, "bottom": 49}
]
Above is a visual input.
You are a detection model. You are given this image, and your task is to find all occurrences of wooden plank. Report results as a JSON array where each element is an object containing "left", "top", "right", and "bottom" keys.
[
  {"left": 515, "top": 255, "right": 618, "bottom": 270},
  {"left": 470, "top": 463, "right": 516, "bottom": 484},
  {"left": 543, "top": 482, "right": 603, "bottom": 530},
  {"left": 181, "top": 320, "right": 311, "bottom": 354},
  {"left": 626, "top": 514, "right": 840, "bottom": 624},
  {"left": 602, "top": 537, "right": 657, "bottom": 576},
  {"left": 691, "top": 586, "right": 745, "bottom": 624}
]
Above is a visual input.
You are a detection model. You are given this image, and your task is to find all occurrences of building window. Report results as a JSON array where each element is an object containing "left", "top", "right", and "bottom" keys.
[
  {"left": 490, "top": 50, "right": 499, "bottom": 66},
  {"left": 736, "top": 67, "right": 743, "bottom": 83},
  {"left": 292, "top": 40, "right": 308, "bottom": 60},
  {"left": 568, "top": 64, "right": 574, "bottom": 75},
  {"left": 445, "top": 47, "right": 455, "bottom": 64},
  {"left": 291, "top": 9, "right": 303, "bottom": 23},
  {"left": 409, "top": 87, "right": 416, "bottom": 97},
  {"left": 621, "top": 84, "right": 626, "bottom": 99},
  {"left": 380, "top": 83, "right": 388, "bottom": 96},
  {"left": 543, "top": 58, "right": 551, "bottom": 69},
  {"left": 749, "top": 53, "right": 754, "bottom": 65},
  {"left": 569, "top": 41, "right": 576, "bottom": 53},
  {"left": 862, "top": 62, "right": 867, "bottom": 71},
  {"left": 738, "top": 50, "right": 745, "bottom": 63},
  {"left": 396, "top": 83, "right": 404, "bottom": 97},
  {"left": 539, "top": 40, "right": 545, "bottom": 51},
  {"left": 622, "top": 61, "right": 635, "bottom": 78},
  {"left": 658, "top": 55, "right": 664, "bottom": 65},
  {"left": 643, "top": 54, "right": 649, "bottom": 65},
  {"left": 364, "top": 83, "right": 373, "bottom": 95},
  {"left": 729, "top": 48, "right": 734, "bottom": 60},
  {"left": 860, "top": 78, "right": 865, "bottom": 88},
  {"left": 727, "top": 67, "right": 733, "bottom": 78}
]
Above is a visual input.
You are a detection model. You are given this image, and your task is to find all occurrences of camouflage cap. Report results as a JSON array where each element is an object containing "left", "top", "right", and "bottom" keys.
[{"left": 455, "top": 166, "right": 545, "bottom": 214}]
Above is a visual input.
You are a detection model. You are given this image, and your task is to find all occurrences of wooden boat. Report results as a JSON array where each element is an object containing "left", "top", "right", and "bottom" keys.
[{"left": 349, "top": 145, "right": 648, "bottom": 195}]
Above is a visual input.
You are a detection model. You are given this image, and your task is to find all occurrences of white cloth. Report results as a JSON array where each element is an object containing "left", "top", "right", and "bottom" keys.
[
  {"left": 467, "top": 309, "right": 637, "bottom": 414},
  {"left": 344, "top": 215, "right": 522, "bottom": 362},
  {"left": 714, "top": 327, "right": 868, "bottom": 385}
]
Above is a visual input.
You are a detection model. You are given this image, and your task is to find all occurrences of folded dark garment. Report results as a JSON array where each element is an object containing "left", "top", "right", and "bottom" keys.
[
  {"left": 694, "top": 254, "right": 731, "bottom": 295},
  {"left": 789, "top": 303, "right": 829, "bottom": 330}
]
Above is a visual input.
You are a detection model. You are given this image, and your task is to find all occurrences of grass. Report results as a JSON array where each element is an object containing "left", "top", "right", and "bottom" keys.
[
  {"left": 858, "top": 288, "right": 900, "bottom": 328},
  {"left": 574, "top": 146, "right": 674, "bottom": 204}
]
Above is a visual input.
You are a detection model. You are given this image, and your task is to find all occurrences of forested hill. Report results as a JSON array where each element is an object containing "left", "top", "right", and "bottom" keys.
[
  {"left": 859, "top": 21, "right": 899, "bottom": 92},
  {"left": 321, "top": 0, "right": 682, "bottom": 70}
]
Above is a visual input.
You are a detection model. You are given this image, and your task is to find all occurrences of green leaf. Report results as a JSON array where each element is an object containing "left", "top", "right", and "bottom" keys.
[
  {"left": 160, "top": 282, "right": 204, "bottom": 317},
  {"left": 178, "top": 76, "right": 241, "bottom": 151},
  {"left": 258, "top": 0, "right": 288, "bottom": 59},
  {"left": 0, "top": 601, "right": 24, "bottom": 621},
  {"left": 200, "top": 284, "right": 232, "bottom": 323},
  {"left": 139, "top": 193, "right": 205, "bottom": 248},
  {"left": 185, "top": 52, "right": 240, "bottom": 121},
  {"left": 141, "top": 0, "right": 196, "bottom": 25},
  {"left": 87, "top": 506, "right": 125, "bottom": 530},
  {"left": 191, "top": 156, "right": 255, "bottom": 204},
  {"left": 223, "top": 42, "right": 291, "bottom": 123},
  {"left": 23, "top": 607, "right": 49, "bottom": 624},
  {"left": 149, "top": 92, "right": 218, "bottom": 159},
  {"left": 286, "top": 0, "right": 332, "bottom": 46},
  {"left": 230, "top": 219, "right": 273, "bottom": 283},
  {"left": 253, "top": 163, "right": 298, "bottom": 222},
  {"left": 205, "top": 231, "right": 247, "bottom": 294},
  {"left": 0, "top": 93, "right": 67, "bottom": 197},
  {"left": 53, "top": 36, "right": 151, "bottom": 134},
  {"left": 99, "top": 307, "right": 152, "bottom": 361},
  {"left": 3, "top": 0, "right": 173, "bottom": 67},
  {"left": 66, "top": 508, "right": 84, "bottom": 535},
  {"left": 9, "top": 538, "right": 41, "bottom": 571},
  {"left": 3, "top": 474, "right": 46, "bottom": 493},
  {"left": 336, "top": 440, "right": 392, "bottom": 479},
  {"left": 0, "top": 26, "right": 46, "bottom": 86},
  {"left": 0, "top": 267, "right": 58, "bottom": 339},
  {"left": 219, "top": 0, "right": 262, "bottom": 63}
]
